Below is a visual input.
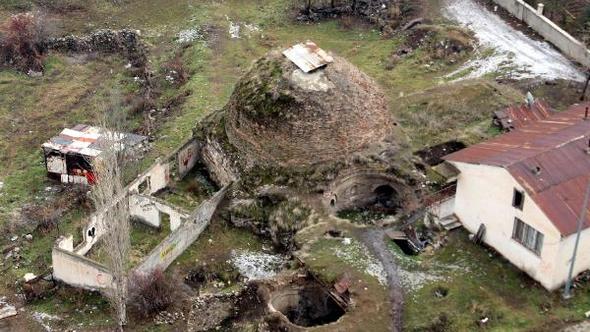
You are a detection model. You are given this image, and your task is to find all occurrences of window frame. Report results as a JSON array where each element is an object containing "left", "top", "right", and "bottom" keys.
[
  {"left": 512, "top": 218, "right": 544, "bottom": 256},
  {"left": 512, "top": 189, "right": 525, "bottom": 210}
]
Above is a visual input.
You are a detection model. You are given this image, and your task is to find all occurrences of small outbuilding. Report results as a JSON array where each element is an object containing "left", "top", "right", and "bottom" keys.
[
  {"left": 42, "top": 124, "right": 146, "bottom": 185},
  {"left": 444, "top": 102, "right": 590, "bottom": 291}
]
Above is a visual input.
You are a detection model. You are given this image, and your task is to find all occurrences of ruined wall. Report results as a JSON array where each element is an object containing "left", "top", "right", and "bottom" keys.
[
  {"left": 134, "top": 185, "right": 229, "bottom": 274},
  {"left": 493, "top": 0, "right": 590, "bottom": 67},
  {"left": 201, "top": 139, "right": 239, "bottom": 187},
  {"left": 46, "top": 29, "right": 148, "bottom": 68},
  {"left": 129, "top": 194, "right": 190, "bottom": 231},
  {"left": 52, "top": 237, "right": 113, "bottom": 290},
  {"left": 177, "top": 140, "right": 200, "bottom": 179},
  {"left": 127, "top": 160, "right": 171, "bottom": 195},
  {"left": 76, "top": 160, "right": 172, "bottom": 256}
]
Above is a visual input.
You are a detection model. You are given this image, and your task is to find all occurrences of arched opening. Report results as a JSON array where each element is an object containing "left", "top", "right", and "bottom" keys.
[{"left": 373, "top": 184, "right": 397, "bottom": 210}]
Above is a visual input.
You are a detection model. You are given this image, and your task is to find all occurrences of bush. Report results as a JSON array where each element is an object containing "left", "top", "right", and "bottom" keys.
[
  {"left": 0, "top": 12, "right": 47, "bottom": 72},
  {"left": 128, "top": 269, "right": 178, "bottom": 318}
]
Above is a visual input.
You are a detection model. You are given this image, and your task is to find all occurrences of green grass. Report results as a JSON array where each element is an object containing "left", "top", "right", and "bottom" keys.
[{"left": 402, "top": 230, "right": 590, "bottom": 331}]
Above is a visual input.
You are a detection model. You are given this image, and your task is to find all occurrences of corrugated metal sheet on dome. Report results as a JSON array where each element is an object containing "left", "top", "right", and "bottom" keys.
[
  {"left": 282, "top": 41, "right": 334, "bottom": 73},
  {"left": 445, "top": 102, "right": 590, "bottom": 236}
]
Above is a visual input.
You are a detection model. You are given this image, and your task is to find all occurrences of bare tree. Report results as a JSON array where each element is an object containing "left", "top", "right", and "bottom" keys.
[{"left": 90, "top": 102, "right": 131, "bottom": 331}]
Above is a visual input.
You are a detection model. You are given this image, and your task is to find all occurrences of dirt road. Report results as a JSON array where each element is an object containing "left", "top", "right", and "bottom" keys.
[
  {"left": 444, "top": 0, "right": 584, "bottom": 81},
  {"left": 358, "top": 228, "right": 404, "bottom": 332}
]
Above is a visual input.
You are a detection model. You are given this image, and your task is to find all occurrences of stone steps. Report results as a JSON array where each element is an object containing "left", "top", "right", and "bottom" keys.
[{"left": 439, "top": 214, "right": 462, "bottom": 231}]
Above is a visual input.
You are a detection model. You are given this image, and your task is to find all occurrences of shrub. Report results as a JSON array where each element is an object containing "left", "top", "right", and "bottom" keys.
[
  {"left": 128, "top": 269, "right": 178, "bottom": 318},
  {"left": 0, "top": 12, "right": 47, "bottom": 72}
]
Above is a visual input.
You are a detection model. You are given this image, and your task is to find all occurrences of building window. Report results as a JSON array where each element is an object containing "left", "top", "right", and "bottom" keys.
[
  {"left": 512, "top": 189, "right": 524, "bottom": 210},
  {"left": 512, "top": 218, "right": 544, "bottom": 255}
]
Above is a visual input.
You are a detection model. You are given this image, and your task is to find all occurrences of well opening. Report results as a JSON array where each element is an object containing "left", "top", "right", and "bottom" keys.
[{"left": 269, "top": 283, "right": 346, "bottom": 327}]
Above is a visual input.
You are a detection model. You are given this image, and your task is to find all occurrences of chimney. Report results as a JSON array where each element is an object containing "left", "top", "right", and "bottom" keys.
[
  {"left": 532, "top": 166, "right": 542, "bottom": 176},
  {"left": 537, "top": 3, "right": 544, "bottom": 15}
]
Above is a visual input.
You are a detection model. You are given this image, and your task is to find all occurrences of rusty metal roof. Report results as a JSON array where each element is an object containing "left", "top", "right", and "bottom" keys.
[
  {"left": 42, "top": 124, "right": 146, "bottom": 158},
  {"left": 493, "top": 100, "right": 554, "bottom": 131},
  {"left": 282, "top": 41, "right": 334, "bottom": 73},
  {"left": 445, "top": 102, "right": 590, "bottom": 236}
]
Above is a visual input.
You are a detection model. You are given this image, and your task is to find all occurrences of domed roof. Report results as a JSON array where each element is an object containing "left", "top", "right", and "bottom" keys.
[{"left": 225, "top": 46, "right": 401, "bottom": 167}]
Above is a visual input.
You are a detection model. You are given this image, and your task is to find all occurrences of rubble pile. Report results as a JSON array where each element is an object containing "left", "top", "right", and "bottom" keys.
[
  {"left": 46, "top": 29, "right": 148, "bottom": 67},
  {"left": 296, "top": 0, "right": 424, "bottom": 35}
]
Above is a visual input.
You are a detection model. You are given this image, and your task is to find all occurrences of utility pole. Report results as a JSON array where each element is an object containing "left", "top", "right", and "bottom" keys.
[
  {"left": 563, "top": 178, "right": 590, "bottom": 299},
  {"left": 581, "top": 70, "right": 590, "bottom": 102}
]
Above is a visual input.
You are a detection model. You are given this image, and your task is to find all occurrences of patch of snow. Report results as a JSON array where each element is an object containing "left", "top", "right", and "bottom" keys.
[
  {"left": 443, "top": 0, "right": 584, "bottom": 81},
  {"left": 32, "top": 312, "right": 61, "bottom": 332},
  {"left": 230, "top": 250, "right": 284, "bottom": 280},
  {"left": 397, "top": 269, "right": 444, "bottom": 290},
  {"left": 335, "top": 240, "right": 388, "bottom": 286},
  {"left": 229, "top": 21, "right": 240, "bottom": 39},
  {"left": 23, "top": 272, "right": 37, "bottom": 282},
  {"left": 177, "top": 27, "right": 205, "bottom": 44}
]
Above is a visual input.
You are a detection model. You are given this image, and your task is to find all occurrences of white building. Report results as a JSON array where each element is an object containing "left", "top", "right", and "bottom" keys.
[{"left": 444, "top": 102, "right": 590, "bottom": 291}]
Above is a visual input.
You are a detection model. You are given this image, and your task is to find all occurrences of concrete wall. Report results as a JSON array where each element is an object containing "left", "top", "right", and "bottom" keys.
[
  {"left": 493, "top": 0, "right": 590, "bottom": 67},
  {"left": 134, "top": 185, "right": 229, "bottom": 274},
  {"left": 129, "top": 194, "right": 190, "bottom": 231},
  {"left": 127, "top": 160, "right": 171, "bottom": 195},
  {"left": 429, "top": 196, "right": 455, "bottom": 219},
  {"left": 177, "top": 140, "right": 200, "bottom": 179},
  {"left": 52, "top": 237, "right": 113, "bottom": 290},
  {"left": 76, "top": 160, "right": 173, "bottom": 256},
  {"left": 451, "top": 161, "right": 565, "bottom": 290}
]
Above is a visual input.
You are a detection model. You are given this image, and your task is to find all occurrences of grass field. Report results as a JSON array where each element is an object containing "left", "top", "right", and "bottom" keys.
[{"left": 0, "top": 0, "right": 578, "bottom": 330}]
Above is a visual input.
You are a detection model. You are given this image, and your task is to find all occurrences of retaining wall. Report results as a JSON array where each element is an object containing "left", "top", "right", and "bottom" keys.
[
  {"left": 134, "top": 185, "right": 229, "bottom": 274},
  {"left": 493, "top": 0, "right": 590, "bottom": 67}
]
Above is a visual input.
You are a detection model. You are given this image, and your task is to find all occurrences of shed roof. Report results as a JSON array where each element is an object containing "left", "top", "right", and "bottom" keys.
[
  {"left": 493, "top": 100, "right": 554, "bottom": 131},
  {"left": 282, "top": 41, "right": 334, "bottom": 73},
  {"left": 42, "top": 124, "right": 146, "bottom": 158},
  {"left": 445, "top": 102, "right": 590, "bottom": 236}
]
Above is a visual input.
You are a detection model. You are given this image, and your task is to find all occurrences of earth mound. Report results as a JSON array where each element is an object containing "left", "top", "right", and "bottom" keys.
[{"left": 225, "top": 49, "right": 403, "bottom": 167}]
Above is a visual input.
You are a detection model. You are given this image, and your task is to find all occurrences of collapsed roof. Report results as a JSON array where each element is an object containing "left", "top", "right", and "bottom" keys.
[{"left": 42, "top": 124, "right": 146, "bottom": 158}]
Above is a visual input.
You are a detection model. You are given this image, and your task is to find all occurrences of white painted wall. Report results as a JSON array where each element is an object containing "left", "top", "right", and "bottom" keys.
[
  {"left": 53, "top": 237, "right": 113, "bottom": 290},
  {"left": 128, "top": 160, "right": 170, "bottom": 195},
  {"left": 554, "top": 228, "right": 590, "bottom": 288},
  {"left": 493, "top": 0, "right": 590, "bottom": 67},
  {"left": 451, "top": 161, "right": 564, "bottom": 290},
  {"left": 129, "top": 194, "right": 189, "bottom": 231}
]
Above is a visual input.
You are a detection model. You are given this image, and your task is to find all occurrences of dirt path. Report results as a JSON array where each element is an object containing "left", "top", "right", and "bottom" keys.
[
  {"left": 358, "top": 228, "right": 404, "bottom": 332},
  {"left": 443, "top": 0, "right": 584, "bottom": 81}
]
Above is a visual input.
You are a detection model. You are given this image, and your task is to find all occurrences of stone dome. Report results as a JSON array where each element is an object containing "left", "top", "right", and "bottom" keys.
[{"left": 225, "top": 48, "right": 401, "bottom": 167}]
